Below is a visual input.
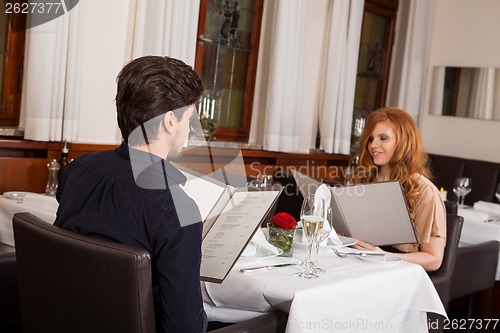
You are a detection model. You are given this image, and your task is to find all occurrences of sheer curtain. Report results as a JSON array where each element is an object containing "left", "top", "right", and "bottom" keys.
[
  {"left": 132, "top": 0, "right": 200, "bottom": 66},
  {"left": 257, "top": 0, "right": 308, "bottom": 153},
  {"left": 386, "top": 0, "right": 435, "bottom": 122},
  {"left": 256, "top": 0, "right": 363, "bottom": 154},
  {"left": 22, "top": 0, "right": 199, "bottom": 142},
  {"left": 318, "top": 0, "right": 364, "bottom": 155},
  {"left": 22, "top": 5, "right": 84, "bottom": 141}
]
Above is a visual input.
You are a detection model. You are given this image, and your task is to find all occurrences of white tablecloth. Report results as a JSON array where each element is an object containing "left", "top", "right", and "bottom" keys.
[
  {"left": 458, "top": 207, "right": 500, "bottom": 280},
  {"left": 203, "top": 246, "right": 446, "bottom": 333},
  {"left": 0, "top": 193, "right": 57, "bottom": 246}
]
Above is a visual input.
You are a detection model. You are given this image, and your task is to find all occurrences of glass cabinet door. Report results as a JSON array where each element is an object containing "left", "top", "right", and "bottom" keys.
[
  {"left": 351, "top": 0, "right": 397, "bottom": 153},
  {"left": 195, "top": 0, "right": 263, "bottom": 142},
  {"left": 0, "top": 4, "right": 26, "bottom": 127}
]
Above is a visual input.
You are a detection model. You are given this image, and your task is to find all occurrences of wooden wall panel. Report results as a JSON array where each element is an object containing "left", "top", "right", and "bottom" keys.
[
  {"left": 0, "top": 140, "right": 349, "bottom": 194},
  {"left": 0, "top": 158, "right": 48, "bottom": 194}
]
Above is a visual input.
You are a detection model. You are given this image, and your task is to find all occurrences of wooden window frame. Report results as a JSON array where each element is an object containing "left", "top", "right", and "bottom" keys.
[
  {"left": 361, "top": 0, "right": 398, "bottom": 109},
  {"left": 194, "top": 0, "right": 264, "bottom": 142},
  {"left": 0, "top": 2, "right": 26, "bottom": 127}
]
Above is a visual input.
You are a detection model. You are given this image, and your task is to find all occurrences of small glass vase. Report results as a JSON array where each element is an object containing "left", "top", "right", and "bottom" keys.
[{"left": 266, "top": 223, "right": 295, "bottom": 257}]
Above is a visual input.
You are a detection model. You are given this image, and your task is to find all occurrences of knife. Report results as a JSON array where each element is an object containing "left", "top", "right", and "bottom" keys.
[{"left": 239, "top": 262, "right": 300, "bottom": 273}]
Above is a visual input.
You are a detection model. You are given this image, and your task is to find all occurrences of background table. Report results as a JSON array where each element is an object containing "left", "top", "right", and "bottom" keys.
[
  {"left": 203, "top": 246, "right": 446, "bottom": 333},
  {"left": 0, "top": 194, "right": 57, "bottom": 247}
]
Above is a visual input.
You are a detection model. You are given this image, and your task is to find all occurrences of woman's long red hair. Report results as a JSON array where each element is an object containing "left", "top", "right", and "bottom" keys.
[{"left": 353, "top": 107, "right": 432, "bottom": 220}]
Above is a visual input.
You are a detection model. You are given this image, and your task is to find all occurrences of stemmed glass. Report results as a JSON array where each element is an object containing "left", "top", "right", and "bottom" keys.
[
  {"left": 297, "top": 196, "right": 325, "bottom": 279},
  {"left": 453, "top": 177, "right": 472, "bottom": 208},
  {"left": 495, "top": 183, "right": 500, "bottom": 202},
  {"left": 310, "top": 207, "right": 333, "bottom": 274}
]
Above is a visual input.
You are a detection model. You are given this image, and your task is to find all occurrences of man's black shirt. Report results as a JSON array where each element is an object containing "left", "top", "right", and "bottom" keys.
[{"left": 55, "top": 142, "right": 207, "bottom": 332}]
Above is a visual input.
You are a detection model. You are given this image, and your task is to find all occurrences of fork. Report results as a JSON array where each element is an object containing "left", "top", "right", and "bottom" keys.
[{"left": 332, "top": 248, "right": 386, "bottom": 258}]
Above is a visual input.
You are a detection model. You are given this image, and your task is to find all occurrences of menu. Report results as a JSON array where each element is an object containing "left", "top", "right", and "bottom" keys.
[
  {"left": 200, "top": 190, "right": 281, "bottom": 283},
  {"left": 174, "top": 164, "right": 281, "bottom": 283}
]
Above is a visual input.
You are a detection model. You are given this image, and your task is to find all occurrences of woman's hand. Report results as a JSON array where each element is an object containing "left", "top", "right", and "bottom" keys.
[{"left": 352, "top": 239, "right": 384, "bottom": 253}]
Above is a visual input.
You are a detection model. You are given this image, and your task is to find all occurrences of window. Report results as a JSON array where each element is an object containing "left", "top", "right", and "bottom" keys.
[
  {"left": 0, "top": 1, "right": 26, "bottom": 127},
  {"left": 351, "top": 0, "right": 398, "bottom": 152},
  {"left": 194, "top": 0, "right": 264, "bottom": 142}
]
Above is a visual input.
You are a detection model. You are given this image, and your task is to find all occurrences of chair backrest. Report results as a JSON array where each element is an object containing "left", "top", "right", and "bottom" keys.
[
  {"left": 437, "top": 214, "right": 463, "bottom": 276},
  {"left": 0, "top": 252, "right": 21, "bottom": 332},
  {"left": 444, "top": 200, "right": 458, "bottom": 215},
  {"left": 13, "top": 212, "right": 156, "bottom": 333},
  {"left": 272, "top": 171, "right": 303, "bottom": 221},
  {"left": 451, "top": 240, "right": 499, "bottom": 300},
  {"left": 428, "top": 214, "right": 463, "bottom": 306}
]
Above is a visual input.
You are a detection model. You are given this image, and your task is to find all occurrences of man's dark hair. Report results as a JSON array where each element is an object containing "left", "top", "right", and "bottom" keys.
[{"left": 115, "top": 56, "right": 203, "bottom": 144}]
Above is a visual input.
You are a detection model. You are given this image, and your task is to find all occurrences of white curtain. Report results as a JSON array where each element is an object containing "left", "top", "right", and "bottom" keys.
[
  {"left": 386, "top": 0, "right": 435, "bottom": 123},
  {"left": 258, "top": 0, "right": 363, "bottom": 154},
  {"left": 22, "top": 3, "right": 84, "bottom": 141},
  {"left": 132, "top": 0, "right": 200, "bottom": 66},
  {"left": 261, "top": 0, "right": 308, "bottom": 153},
  {"left": 318, "top": 0, "right": 364, "bottom": 155}
]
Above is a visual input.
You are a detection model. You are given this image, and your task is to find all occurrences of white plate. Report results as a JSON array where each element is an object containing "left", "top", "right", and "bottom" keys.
[
  {"left": 3, "top": 191, "right": 31, "bottom": 201},
  {"left": 358, "top": 253, "right": 401, "bottom": 263},
  {"left": 294, "top": 231, "right": 357, "bottom": 249},
  {"left": 239, "top": 247, "right": 283, "bottom": 260}
]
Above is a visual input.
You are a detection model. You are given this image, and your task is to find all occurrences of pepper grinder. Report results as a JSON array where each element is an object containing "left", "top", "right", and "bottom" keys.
[{"left": 46, "top": 159, "right": 60, "bottom": 196}]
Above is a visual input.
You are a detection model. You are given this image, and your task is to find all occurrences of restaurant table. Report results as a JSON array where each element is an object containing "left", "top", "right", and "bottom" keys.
[
  {"left": 0, "top": 193, "right": 57, "bottom": 247},
  {"left": 458, "top": 206, "right": 500, "bottom": 280},
  {"left": 0, "top": 192, "right": 448, "bottom": 332},
  {"left": 202, "top": 245, "right": 447, "bottom": 333}
]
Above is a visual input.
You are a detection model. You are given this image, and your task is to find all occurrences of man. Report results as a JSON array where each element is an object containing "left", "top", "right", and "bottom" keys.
[{"left": 55, "top": 56, "right": 207, "bottom": 332}]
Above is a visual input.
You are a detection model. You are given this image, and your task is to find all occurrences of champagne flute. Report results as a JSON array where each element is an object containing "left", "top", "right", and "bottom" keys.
[
  {"left": 453, "top": 177, "right": 472, "bottom": 208},
  {"left": 311, "top": 207, "right": 333, "bottom": 274},
  {"left": 495, "top": 183, "right": 500, "bottom": 203},
  {"left": 297, "top": 196, "right": 324, "bottom": 279}
]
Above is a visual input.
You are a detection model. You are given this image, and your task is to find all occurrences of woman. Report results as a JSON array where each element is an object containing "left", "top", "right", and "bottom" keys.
[{"left": 352, "top": 107, "right": 446, "bottom": 271}]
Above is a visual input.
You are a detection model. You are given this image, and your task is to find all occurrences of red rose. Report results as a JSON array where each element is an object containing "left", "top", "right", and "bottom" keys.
[{"left": 271, "top": 212, "right": 297, "bottom": 230}]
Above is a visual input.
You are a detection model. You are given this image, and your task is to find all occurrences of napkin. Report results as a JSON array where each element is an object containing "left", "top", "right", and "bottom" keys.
[
  {"left": 473, "top": 200, "right": 500, "bottom": 217},
  {"left": 22, "top": 193, "right": 59, "bottom": 213},
  {"left": 241, "top": 228, "right": 280, "bottom": 257},
  {"left": 298, "top": 184, "right": 343, "bottom": 246},
  {"left": 457, "top": 207, "right": 489, "bottom": 222}
]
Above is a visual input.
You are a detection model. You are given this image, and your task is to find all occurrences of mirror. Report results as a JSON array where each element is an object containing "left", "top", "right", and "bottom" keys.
[{"left": 429, "top": 66, "right": 500, "bottom": 120}]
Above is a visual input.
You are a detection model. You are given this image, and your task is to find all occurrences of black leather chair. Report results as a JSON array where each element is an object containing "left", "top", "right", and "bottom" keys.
[
  {"left": 428, "top": 214, "right": 464, "bottom": 306},
  {"left": 0, "top": 252, "right": 21, "bottom": 333},
  {"left": 13, "top": 212, "right": 156, "bottom": 333},
  {"left": 427, "top": 214, "right": 463, "bottom": 333},
  {"left": 450, "top": 240, "right": 499, "bottom": 318},
  {"left": 272, "top": 171, "right": 303, "bottom": 222},
  {"left": 444, "top": 200, "right": 458, "bottom": 215},
  {"left": 13, "top": 213, "right": 288, "bottom": 333}
]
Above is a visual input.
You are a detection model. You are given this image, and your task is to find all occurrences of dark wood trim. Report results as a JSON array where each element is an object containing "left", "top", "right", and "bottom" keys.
[
  {"left": 194, "top": 0, "right": 208, "bottom": 75},
  {"left": 0, "top": 0, "right": 26, "bottom": 126}
]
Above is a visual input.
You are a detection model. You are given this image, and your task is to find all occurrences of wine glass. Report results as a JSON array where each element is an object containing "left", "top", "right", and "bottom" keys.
[
  {"left": 453, "top": 177, "right": 472, "bottom": 208},
  {"left": 495, "top": 182, "right": 500, "bottom": 203},
  {"left": 310, "top": 207, "right": 333, "bottom": 274},
  {"left": 297, "top": 196, "right": 325, "bottom": 279}
]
